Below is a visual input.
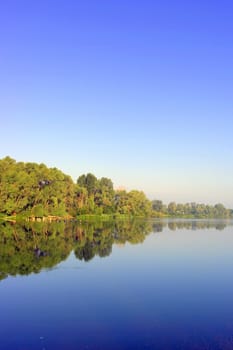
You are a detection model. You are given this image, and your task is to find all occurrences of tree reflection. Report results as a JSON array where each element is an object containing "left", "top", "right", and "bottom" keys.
[{"left": 0, "top": 219, "right": 231, "bottom": 280}]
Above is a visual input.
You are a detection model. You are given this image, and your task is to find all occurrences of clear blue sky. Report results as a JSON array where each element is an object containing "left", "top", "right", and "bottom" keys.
[{"left": 1, "top": 0, "right": 233, "bottom": 206}]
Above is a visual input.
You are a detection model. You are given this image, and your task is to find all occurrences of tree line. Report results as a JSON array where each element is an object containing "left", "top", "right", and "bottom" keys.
[
  {"left": 0, "top": 156, "right": 232, "bottom": 219},
  {"left": 151, "top": 200, "right": 233, "bottom": 218}
]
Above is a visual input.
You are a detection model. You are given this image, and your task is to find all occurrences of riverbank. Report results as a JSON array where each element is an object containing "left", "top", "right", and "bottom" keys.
[{"left": 0, "top": 213, "right": 232, "bottom": 224}]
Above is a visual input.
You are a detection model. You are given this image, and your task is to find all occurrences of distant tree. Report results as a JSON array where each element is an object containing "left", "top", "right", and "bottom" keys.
[
  {"left": 214, "top": 203, "right": 227, "bottom": 217},
  {"left": 152, "top": 200, "right": 163, "bottom": 212},
  {"left": 168, "top": 202, "right": 177, "bottom": 215},
  {"left": 176, "top": 203, "right": 184, "bottom": 215}
]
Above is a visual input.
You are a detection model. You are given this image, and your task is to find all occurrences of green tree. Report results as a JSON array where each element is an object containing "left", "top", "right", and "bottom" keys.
[
  {"left": 152, "top": 200, "right": 163, "bottom": 212},
  {"left": 168, "top": 202, "right": 177, "bottom": 215}
]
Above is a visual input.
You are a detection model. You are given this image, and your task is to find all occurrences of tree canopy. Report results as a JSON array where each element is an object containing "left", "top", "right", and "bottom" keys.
[
  {"left": 0, "top": 156, "right": 232, "bottom": 219},
  {"left": 0, "top": 157, "right": 152, "bottom": 218}
]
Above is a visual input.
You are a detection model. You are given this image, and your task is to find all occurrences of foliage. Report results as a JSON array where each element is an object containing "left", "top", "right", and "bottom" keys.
[
  {"left": 0, "top": 157, "right": 152, "bottom": 218},
  {"left": 151, "top": 200, "right": 232, "bottom": 218},
  {"left": 0, "top": 156, "right": 232, "bottom": 219},
  {"left": 0, "top": 156, "right": 73, "bottom": 217}
]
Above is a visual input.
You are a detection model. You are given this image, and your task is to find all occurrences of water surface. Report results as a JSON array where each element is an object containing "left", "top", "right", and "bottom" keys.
[{"left": 0, "top": 219, "right": 233, "bottom": 349}]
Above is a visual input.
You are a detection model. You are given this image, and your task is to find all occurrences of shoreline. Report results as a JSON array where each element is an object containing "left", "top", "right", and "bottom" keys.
[{"left": 1, "top": 213, "right": 232, "bottom": 224}]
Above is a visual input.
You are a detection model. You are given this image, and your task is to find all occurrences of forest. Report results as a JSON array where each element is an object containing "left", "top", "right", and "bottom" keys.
[{"left": 0, "top": 156, "right": 232, "bottom": 220}]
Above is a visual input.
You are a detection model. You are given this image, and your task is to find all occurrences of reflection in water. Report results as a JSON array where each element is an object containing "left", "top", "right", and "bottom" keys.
[
  {"left": 165, "top": 219, "right": 229, "bottom": 231},
  {"left": 0, "top": 219, "right": 232, "bottom": 280},
  {"left": 0, "top": 219, "right": 233, "bottom": 350}
]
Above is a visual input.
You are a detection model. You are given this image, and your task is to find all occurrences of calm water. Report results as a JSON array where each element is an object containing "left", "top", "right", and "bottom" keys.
[{"left": 0, "top": 219, "right": 233, "bottom": 349}]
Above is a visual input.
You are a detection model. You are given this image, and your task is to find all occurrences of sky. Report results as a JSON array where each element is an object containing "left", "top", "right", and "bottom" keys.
[{"left": 0, "top": 0, "right": 233, "bottom": 206}]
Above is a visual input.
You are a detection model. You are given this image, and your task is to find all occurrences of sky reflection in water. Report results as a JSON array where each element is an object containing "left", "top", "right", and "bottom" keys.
[{"left": 0, "top": 219, "right": 233, "bottom": 349}]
